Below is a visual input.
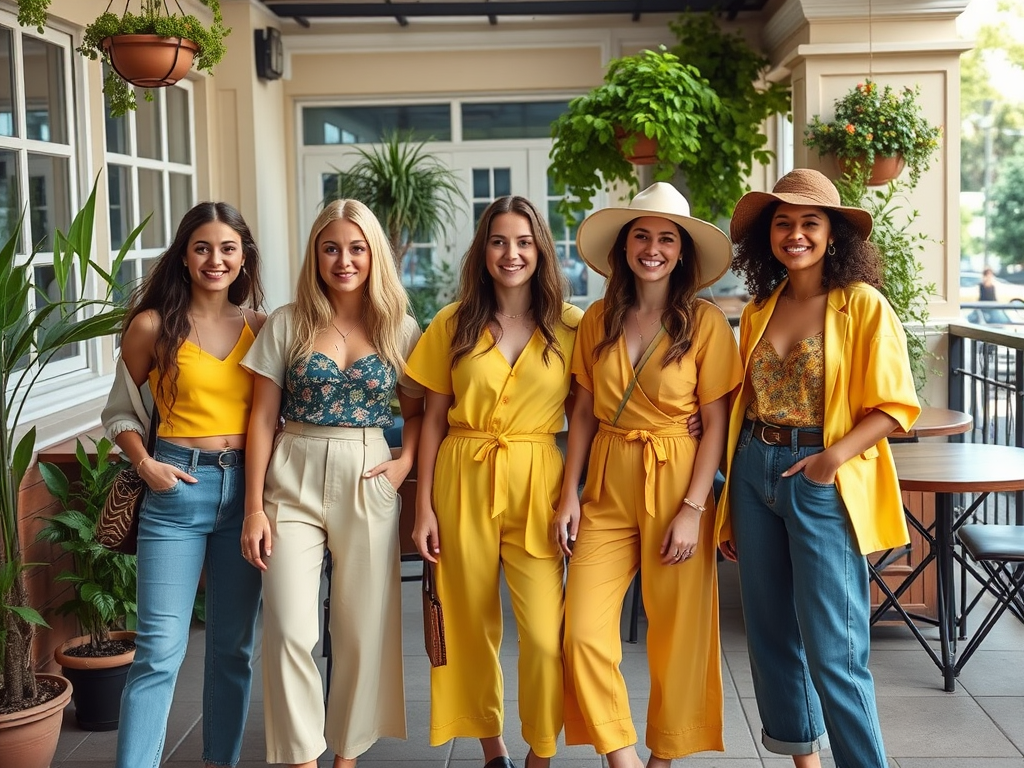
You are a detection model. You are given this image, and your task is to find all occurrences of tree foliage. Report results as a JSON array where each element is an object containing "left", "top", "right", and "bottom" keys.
[{"left": 988, "top": 149, "right": 1024, "bottom": 266}]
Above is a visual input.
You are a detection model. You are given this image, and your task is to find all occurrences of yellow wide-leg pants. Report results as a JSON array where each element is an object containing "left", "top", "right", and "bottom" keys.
[
  {"left": 563, "top": 430, "right": 724, "bottom": 758},
  {"left": 430, "top": 451, "right": 565, "bottom": 757}
]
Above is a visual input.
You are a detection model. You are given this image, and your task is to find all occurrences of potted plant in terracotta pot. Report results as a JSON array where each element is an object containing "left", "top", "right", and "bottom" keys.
[
  {"left": 805, "top": 80, "right": 942, "bottom": 187},
  {"left": 0, "top": 178, "right": 144, "bottom": 764},
  {"left": 17, "top": 0, "right": 230, "bottom": 118},
  {"left": 38, "top": 437, "right": 139, "bottom": 731},
  {"left": 548, "top": 46, "right": 722, "bottom": 220}
]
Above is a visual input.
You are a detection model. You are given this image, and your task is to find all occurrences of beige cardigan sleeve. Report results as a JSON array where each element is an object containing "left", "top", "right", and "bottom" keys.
[{"left": 100, "top": 357, "right": 155, "bottom": 442}]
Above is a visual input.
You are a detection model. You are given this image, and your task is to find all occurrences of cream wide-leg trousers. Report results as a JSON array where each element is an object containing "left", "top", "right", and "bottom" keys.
[{"left": 261, "top": 421, "right": 407, "bottom": 764}]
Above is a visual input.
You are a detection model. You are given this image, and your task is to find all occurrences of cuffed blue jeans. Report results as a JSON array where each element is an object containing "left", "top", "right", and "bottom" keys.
[
  {"left": 115, "top": 440, "right": 262, "bottom": 768},
  {"left": 729, "top": 424, "right": 887, "bottom": 768}
]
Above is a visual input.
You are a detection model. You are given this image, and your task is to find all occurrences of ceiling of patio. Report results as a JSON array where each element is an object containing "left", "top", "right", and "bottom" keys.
[{"left": 258, "top": 0, "right": 769, "bottom": 27}]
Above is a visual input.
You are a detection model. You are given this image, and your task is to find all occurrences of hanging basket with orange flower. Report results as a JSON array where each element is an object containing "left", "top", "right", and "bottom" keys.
[{"left": 804, "top": 80, "right": 942, "bottom": 188}]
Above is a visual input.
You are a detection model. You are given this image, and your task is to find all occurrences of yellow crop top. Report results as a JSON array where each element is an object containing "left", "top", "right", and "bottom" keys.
[{"left": 149, "top": 319, "right": 256, "bottom": 438}]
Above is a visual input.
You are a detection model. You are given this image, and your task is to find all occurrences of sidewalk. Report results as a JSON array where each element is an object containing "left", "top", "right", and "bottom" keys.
[{"left": 52, "top": 560, "right": 1024, "bottom": 767}]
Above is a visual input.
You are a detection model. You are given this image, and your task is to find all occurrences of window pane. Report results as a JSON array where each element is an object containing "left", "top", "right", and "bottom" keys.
[
  {"left": 34, "top": 264, "right": 79, "bottom": 361},
  {"left": 27, "top": 153, "right": 70, "bottom": 250},
  {"left": 138, "top": 168, "right": 165, "bottom": 248},
  {"left": 472, "top": 168, "right": 489, "bottom": 199},
  {"left": 0, "top": 149, "right": 20, "bottom": 245},
  {"left": 461, "top": 101, "right": 569, "bottom": 140},
  {"left": 169, "top": 172, "right": 192, "bottom": 228},
  {"left": 0, "top": 28, "right": 16, "bottom": 138},
  {"left": 302, "top": 105, "right": 451, "bottom": 145},
  {"left": 108, "top": 163, "right": 134, "bottom": 249},
  {"left": 136, "top": 93, "right": 162, "bottom": 160},
  {"left": 114, "top": 259, "right": 139, "bottom": 304},
  {"left": 166, "top": 86, "right": 190, "bottom": 164},
  {"left": 22, "top": 37, "right": 66, "bottom": 144},
  {"left": 493, "top": 168, "right": 511, "bottom": 197}
]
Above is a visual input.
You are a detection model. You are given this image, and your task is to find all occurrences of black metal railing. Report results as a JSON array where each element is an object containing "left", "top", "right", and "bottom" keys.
[{"left": 947, "top": 319, "right": 1024, "bottom": 526}]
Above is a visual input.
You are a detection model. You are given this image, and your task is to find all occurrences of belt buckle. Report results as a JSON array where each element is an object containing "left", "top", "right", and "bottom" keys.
[
  {"left": 758, "top": 422, "right": 782, "bottom": 446},
  {"left": 217, "top": 449, "right": 238, "bottom": 468}
]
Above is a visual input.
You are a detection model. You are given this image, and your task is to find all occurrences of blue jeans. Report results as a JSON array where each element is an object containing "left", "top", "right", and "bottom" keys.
[
  {"left": 115, "top": 440, "right": 262, "bottom": 768},
  {"left": 729, "top": 424, "right": 887, "bottom": 768}
]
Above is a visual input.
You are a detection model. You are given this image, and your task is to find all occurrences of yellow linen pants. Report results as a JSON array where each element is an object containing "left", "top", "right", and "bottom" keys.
[
  {"left": 261, "top": 422, "right": 407, "bottom": 764},
  {"left": 430, "top": 433, "right": 565, "bottom": 757},
  {"left": 563, "top": 427, "right": 724, "bottom": 758}
]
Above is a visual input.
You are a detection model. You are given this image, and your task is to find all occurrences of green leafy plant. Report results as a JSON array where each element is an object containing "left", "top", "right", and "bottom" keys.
[
  {"left": 37, "top": 438, "right": 138, "bottom": 650},
  {"left": 406, "top": 259, "right": 458, "bottom": 330},
  {"left": 18, "top": 0, "right": 230, "bottom": 118},
  {"left": 548, "top": 47, "right": 721, "bottom": 221},
  {"left": 325, "top": 131, "right": 464, "bottom": 271},
  {"left": 836, "top": 173, "right": 938, "bottom": 391},
  {"left": 1, "top": 177, "right": 146, "bottom": 711},
  {"left": 668, "top": 12, "right": 791, "bottom": 221},
  {"left": 805, "top": 80, "right": 942, "bottom": 188}
]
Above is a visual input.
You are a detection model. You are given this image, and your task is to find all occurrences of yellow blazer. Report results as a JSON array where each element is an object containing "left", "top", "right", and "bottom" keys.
[{"left": 716, "top": 281, "right": 921, "bottom": 555}]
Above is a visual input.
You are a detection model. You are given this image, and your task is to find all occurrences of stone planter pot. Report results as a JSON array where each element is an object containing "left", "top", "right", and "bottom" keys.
[{"left": 54, "top": 630, "right": 137, "bottom": 731}]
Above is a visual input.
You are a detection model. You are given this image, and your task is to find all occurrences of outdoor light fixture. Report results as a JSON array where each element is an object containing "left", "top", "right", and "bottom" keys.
[{"left": 254, "top": 27, "right": 284, "bottom": 80}]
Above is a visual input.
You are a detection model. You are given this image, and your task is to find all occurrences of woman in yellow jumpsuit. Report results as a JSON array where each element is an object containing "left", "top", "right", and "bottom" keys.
[
  {"left": 556, "top": 183, "right": 742, "bottom": 768},
  {"left": 408, "top": 196, "right": 583, "bottom": 768}
]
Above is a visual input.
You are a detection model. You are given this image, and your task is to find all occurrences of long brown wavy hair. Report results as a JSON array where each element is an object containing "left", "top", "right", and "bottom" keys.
[
  {"left": 733, "top": 202, "right": 883, "bottom": 304},
  {"left": 592, "top": 219, "right": 701, "bottom": 367},
  {"left": 124, "top": 202, "right": 264, "bottom": 415},
  {"left": 450, "top": 196, "right": 572, "bottom": 367}
]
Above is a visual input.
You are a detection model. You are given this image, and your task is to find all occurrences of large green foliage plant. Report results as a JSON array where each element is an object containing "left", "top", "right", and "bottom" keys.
[
  {"left": 37, "top": 438, "right": 138, "bottom": 651},
  {"left": 0, "top": 179, "right": 146, "bottom": 711}
]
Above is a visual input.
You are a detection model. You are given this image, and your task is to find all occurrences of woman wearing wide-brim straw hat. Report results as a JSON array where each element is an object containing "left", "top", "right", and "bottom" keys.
[
  {"left": 716, "top": 168, "right": 921, "bottom": 768},
  {"left": 555, "top": 182, "right": 741, "bottom": 767}
]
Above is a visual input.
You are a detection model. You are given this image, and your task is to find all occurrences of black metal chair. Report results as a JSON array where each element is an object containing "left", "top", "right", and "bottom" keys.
[{"left": 955, "top": 524, "right": 1024, "bottom": 675}]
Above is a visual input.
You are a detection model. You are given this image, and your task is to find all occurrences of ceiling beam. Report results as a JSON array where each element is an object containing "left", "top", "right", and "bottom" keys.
[{"left": 262, "top": 0, "right": 765, "bottom": 20}]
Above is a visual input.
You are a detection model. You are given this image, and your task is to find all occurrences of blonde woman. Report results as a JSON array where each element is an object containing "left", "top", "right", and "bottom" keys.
[{"left": 241, "top": 200, "right": 424, "bottom": 768}]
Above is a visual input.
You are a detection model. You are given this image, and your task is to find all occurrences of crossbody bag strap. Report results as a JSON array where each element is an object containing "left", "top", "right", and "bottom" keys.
[{"left": 611, "top": 326, "right": 666, "bottom": 426}]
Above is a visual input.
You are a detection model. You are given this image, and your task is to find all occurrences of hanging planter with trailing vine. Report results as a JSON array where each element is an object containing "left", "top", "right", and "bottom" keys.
[{"left": 16, "top": 0, "right": 230, "bottom": 118}]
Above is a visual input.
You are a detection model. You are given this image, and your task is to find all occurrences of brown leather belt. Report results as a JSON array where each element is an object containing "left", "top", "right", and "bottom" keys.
[{"left": 746, "top": 419, "right": 824, "bottom": 447}]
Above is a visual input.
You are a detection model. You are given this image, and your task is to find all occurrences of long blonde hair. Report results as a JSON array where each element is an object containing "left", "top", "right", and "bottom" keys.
[{"left": 291, "top": 199, "right": 409, "bottom": 373}]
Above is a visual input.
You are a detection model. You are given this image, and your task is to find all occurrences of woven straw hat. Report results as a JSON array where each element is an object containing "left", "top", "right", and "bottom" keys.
[
  {"left": 729, "top": 168, "right": 874, "bottom": 243},
  {"left": 576, "top": 182, "right": 731, "bottom": 290}
]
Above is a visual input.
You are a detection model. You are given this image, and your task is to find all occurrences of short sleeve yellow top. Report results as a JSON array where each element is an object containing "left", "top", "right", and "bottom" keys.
[{"left": 406, "top": 301, "right": 584, "bottom": 556}]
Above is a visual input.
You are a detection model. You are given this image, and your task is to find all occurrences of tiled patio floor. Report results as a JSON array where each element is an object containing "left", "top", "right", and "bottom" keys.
[{"left": 52, "top": 560, "right": 1024, "bottom": 767}]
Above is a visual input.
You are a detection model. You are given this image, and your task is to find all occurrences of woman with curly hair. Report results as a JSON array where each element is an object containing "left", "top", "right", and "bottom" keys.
[
  {"left": 717, "top": 169, "right": 921, "bottom": 768},
  {"left": 241, "top": 199, "right": 424, "bottom": 768},
  {"left": 555, "top": 183, "right": 741, "bottom": 768},
  {"left": 101, "top": 202, "right": 266, "bottom": 768},
  {"left": 408, "top": 195, "right": 582, "bottom": 768}
]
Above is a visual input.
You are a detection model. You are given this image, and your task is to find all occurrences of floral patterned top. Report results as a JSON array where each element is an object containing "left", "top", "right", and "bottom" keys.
[
  {"left": 241, "top": 304, "right": 424, "bottom": 428},
  {"left": 283, "top": 352, "right": 397, "bottom": 427},
  {"left": 744, "top": 331, "right": 825, "bottom": 427}
]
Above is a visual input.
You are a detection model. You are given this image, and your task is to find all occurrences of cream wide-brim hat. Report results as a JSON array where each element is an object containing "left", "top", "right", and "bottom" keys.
[
  {"left": 576, "top": 182, "right": 732, "bottom": 290},
  {"left": 730, "top": 168, "right": 874, "bottom": 244}
]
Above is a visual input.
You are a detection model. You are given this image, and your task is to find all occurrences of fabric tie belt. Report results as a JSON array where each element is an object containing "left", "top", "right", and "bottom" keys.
[
  {"left": 446, "top": 427, "right": 555, "bottom": 519},
  {"left": 599, "top": 423, "right": 691, "bottom": 517},
  {"left": 745, "top": 419, "right": 824, "bottom": 448}
]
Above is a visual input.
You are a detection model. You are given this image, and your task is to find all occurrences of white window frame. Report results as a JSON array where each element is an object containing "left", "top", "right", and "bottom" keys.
[{"left": 105, "top": 78, "right": 197, "bottom": 295}]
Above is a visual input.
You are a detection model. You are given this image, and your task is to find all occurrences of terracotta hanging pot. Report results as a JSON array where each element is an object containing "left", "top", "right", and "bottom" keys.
[
  {"left": 614, "top": 127, "right": 659, "bottom": 166},
  {"left": 102, "top": 35, "right": 199, "bottom": 88},
  {"left": 0, "top": 674, "right": 73, "bottom": 768},
  {"left": 836, "top": 153, "right": 906, "bottom": 186}
]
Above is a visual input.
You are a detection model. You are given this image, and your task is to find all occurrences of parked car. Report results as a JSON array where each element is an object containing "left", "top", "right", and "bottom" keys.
[{"left": 960, "top": 271, "right": 1024, "bottom": 305}]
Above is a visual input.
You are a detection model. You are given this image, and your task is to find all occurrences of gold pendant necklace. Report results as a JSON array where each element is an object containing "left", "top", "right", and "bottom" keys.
[{"left": 331, "top": 319, "right": 359, "bottom": 352}]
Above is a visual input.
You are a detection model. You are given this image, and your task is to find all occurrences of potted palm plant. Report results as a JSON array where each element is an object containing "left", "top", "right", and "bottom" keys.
[
  {"left": 0, "top": 179, "right": 145, "bottom": 764},
  {"left": 325, "top": 130, "right": 464, "bottom": 283},
  {"left": 17, "top": 0, "right": 230, "bottom": 118},
  {"left": 805, "top": 80, "right": 943, "bottom": 187},
  {"left": 548, "top": 46, "right": 721, "bottom": 221},
  {"left": 38, "top": 438, "right": 138, "bottom": 731}
]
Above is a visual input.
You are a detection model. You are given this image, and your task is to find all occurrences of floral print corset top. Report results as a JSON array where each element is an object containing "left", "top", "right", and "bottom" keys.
[
  {"left": 283, "top": 352, "right": 397, "bottom": 428},
  {"left": 745, "top": 332, "right": 825, "bottom": 428}
]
